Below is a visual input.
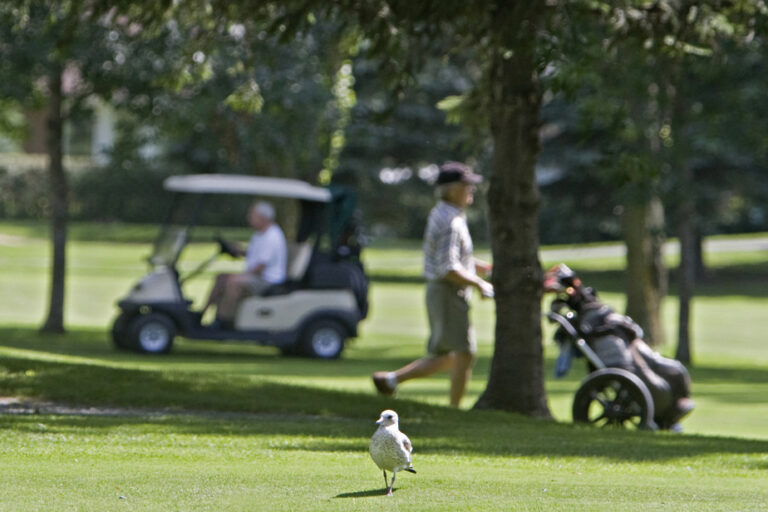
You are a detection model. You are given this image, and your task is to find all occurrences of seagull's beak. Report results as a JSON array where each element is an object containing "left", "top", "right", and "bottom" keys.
[{"left": 375, "top": 417, "right": 383, "bottom": 425}]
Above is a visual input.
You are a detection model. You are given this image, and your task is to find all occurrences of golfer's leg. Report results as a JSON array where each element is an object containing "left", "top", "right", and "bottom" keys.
[
  {"left": 217, "top": 274, "right": 248, "bottom": 321},
  {"left": 393, "top": 354, "right": 453, "bottom": 383},
  {"left": 202, "top": 274, "right": 230, "bottom": 313},
  {"left": 449, "top": 351, "right": 474, "bottom": 408}
]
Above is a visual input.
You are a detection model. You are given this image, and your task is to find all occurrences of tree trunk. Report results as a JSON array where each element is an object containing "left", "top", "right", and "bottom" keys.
[
  {"left": 675, "top": 164, "right": 695, "bottom": 364},
  {"left": 694, "top": 231, "right": 707, "bottom": 281},
  {"left": 623, "top": 195, "right": 666, "bottom": 346},
  {"left": 474, "top": 4, "right": 551, "bottom": 418},
  {"left": 41, "top": 66, "right": 68, "bottom": 334}
]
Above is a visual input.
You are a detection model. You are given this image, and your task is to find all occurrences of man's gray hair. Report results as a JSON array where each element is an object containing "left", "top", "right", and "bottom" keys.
[{"left": 252, "top": 200, "right": 275, "bottom": 220}]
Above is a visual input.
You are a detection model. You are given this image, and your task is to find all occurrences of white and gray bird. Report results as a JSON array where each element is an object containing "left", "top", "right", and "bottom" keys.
[{"left": 369, "top": 409, "right": 416, "bottom": 496}]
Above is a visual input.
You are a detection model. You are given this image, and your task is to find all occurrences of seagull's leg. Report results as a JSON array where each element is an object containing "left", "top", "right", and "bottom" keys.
[
  {"left": 387, "top": 469, "right": 398, "bottom": 496},
  {"left": 382, "top": 470, "right": 388, "bottom": 491}
]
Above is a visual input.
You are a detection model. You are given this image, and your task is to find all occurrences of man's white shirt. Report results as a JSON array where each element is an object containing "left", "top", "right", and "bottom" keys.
[{"left": 245, "top": 223, "right": 287, "bottom": 284}]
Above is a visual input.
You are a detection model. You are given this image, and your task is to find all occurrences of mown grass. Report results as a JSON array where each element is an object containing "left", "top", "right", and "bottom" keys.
[
  {"left": 1, "top": 341, "right": 768, "bottom": 511},
  {"left": 1, "top": 221, "right": 768, "bottom": 510},
  {"left": 3, "top": 409, "right": 767, "bottom": 511}
]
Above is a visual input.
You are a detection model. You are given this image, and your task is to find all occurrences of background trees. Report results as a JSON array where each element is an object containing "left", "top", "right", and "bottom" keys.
[
  {"left": 1, "top": 1, "right": 766, "bottom": 415},
  {"left": 540, "top": 1, "right": 768, "bottom": 360},
  {"left": 0, "top": 2, "right": 346, "bottom": 329},
  {"left": 0, "top": 1, "right": 156, "bottom": 332}
]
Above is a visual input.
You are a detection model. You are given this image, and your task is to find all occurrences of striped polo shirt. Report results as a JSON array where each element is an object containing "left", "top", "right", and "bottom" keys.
[{"left": 423, "top": 200, "right": 475, "bottom": 282}]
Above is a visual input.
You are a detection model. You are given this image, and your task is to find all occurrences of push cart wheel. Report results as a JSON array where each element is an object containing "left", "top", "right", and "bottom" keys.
[
  {"left": 128, "top": 313, "right": 176, "bottom": 354},
  {"left": 300, "top": 319, "right": 346, "bottom": 359},
  {"left": 573, "top": 368, "right": 656, "bottom": 430},
  {"left": 111, "top": 313, "right": 133, "bottom": 350}
]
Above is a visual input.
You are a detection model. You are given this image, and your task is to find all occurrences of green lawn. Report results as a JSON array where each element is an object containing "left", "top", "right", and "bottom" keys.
[{"left": 1, "top": 222, "right": 768, "bottom": 510}]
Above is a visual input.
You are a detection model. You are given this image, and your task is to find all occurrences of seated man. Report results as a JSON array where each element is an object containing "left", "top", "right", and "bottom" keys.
[{"left": 202, "top": 200, "right": 287, "bottom": 326}]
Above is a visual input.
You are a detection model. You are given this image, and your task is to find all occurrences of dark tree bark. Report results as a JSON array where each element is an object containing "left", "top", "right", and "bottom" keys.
[
  {"left": 41, "top": 66, "right": 68, "bottom": 334},
  {"left": 474, "top": 3, "right": 551, "bottom": 418},
  {"left": 694, "top": 231, "right": 707, "bottom": 281},
  {"left": 675, "top": 164, "right": 695, "bottom": 364},
  {"left": 623, "top": 195, "right": 667, "bottom": 346},
  {"left": 670, "top": 76, "right": 695, "bottom": 364}
]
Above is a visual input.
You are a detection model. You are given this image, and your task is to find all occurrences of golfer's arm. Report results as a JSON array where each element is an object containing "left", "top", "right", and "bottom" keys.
[
  {"left": 443, "top": 268, "right": 489, "bottom": 291},
  {"left": 473, "top": 257, "right": 492, "bottom": 275},
  {"left": 248, "top": 263, "right": 265, "bottom": 276}
]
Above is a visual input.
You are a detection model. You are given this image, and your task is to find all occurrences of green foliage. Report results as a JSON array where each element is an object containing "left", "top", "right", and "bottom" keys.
[
  {"left": 538, "top": 2, "right": 768, "bottom": 243},
  {"left": 70, "top": 165, "right": 173, "bottom": 223},
  {"left": 223, "top": 78, "right": 264, "bottom": 114},
  {"left": 0, "top": 166, "right": 49, "bottom": 219},
  {"left": 320, "top": 59, "right": 357, "bottom": 185},
  {"left": 111, "top": 17, "right": 344, "bottom": 181},
  {"left": 338, "top": 54, "right": 487, "bottom": 239}
]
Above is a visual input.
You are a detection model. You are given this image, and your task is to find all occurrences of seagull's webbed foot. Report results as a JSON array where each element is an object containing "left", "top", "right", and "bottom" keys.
[{"left": 386, "top": 487, "right": 393, "bottom": 496}]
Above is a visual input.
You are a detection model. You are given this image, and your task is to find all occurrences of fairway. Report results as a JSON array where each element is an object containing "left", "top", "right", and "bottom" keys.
[
  {"left": 1, "top": 224, "right": 768, "bottom": 510},
  {"left": 2, "top": 411, "right": 767, "bottom": 511}
]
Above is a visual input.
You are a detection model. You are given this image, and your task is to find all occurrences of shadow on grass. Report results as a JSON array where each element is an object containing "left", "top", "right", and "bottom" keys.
[
  {"left": 2, "top": 363, "right": 768, "bottom": 463},
  {"left": 335, "top": 489, "right": 388, "bottom": 498},
  {"left": 690, "top": 365, "right": 768, "bottom": 384},
  {"left": 0, "top": 326, "right": 479, "bottom": 380},
  {"left": 2, "top": 327, "right": 768, "bottom": 464}
]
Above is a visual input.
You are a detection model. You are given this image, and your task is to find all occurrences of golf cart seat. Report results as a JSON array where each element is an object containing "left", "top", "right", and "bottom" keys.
[
  {"left": 262, "top": 241, "right": 313, "bottom": 296},
  {"left": 287, "top": 241, "right": 313, "bottom": 281}
]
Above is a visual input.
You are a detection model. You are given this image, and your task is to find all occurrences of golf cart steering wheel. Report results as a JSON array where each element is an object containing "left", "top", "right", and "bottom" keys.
[{"left": 216, "top": 236, "right": 242, "bottom": 258}]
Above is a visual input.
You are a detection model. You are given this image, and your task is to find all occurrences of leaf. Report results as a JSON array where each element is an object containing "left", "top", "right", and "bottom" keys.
[{"left": 224, "top": 78, "right": 264, "bottom": 114}]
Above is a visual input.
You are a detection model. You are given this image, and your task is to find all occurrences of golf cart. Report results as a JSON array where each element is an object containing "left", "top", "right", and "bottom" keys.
[{"left": 111, "top": 174, "right": 368, "bottom": 359}]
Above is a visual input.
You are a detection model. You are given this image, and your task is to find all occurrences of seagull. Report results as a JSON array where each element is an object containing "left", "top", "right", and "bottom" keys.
[{"left": 369, "top": 409, "right": 416, "bottom": 496}]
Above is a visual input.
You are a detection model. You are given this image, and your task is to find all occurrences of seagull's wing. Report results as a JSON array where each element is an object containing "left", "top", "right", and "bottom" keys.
[{"left": 400, "top": 433, "right": 413, "bottom": 453}]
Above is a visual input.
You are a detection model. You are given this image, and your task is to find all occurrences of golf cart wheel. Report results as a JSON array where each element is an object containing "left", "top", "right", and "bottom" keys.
[
  {"left": 573, "top": 368, "right": 656, "bottom": 430},
  {"left": 300, "top": 319, "right": 346, "bottom": 359},
  {"left": 128, "top": 313, "right": 176, "bottom": 355},
  {"left": 111, "top": 313, "right": 133, "bottom": 350}
]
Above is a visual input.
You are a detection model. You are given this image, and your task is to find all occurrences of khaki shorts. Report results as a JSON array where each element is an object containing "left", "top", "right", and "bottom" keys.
[
  {"left": 426, "top": 280, "right": 476, "bottom": 356},
  {"left": 243, "top": 275, "right": 273, "bottom": 295}
]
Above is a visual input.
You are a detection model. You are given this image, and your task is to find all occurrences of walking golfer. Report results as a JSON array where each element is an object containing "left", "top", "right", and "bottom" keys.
[{"left": 372, "top": 161, "right": 493, "bottom": 407}]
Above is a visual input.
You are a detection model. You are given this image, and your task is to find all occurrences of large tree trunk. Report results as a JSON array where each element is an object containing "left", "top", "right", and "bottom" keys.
[
  {"left": 474, "top": 3, "right": 551, "bottom": 418},
  {"left": 623, "top": 195, "right": 666, "bottom": 346},
  {"left": 675, "top": 164, "right": 695, "bottom": 364},
  {"left": 41, "top": 66, "right": 68, "bottom": 334}
]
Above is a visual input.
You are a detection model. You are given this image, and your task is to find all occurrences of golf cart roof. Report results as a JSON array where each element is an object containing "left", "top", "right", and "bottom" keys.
[{"left": 164, "top": 174, "right": 332, "bottom": 203}]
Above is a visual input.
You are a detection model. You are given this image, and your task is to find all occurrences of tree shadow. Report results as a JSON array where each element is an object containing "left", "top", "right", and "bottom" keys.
[
  {"left": 0, "top": 325, "right": 491, "bottom": 381},
  {"left": 2, "top": 327, "right": 768, "bottom": 464},
  {"left": 691, "top": 364, "right": 768, "bottom": 384}
]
